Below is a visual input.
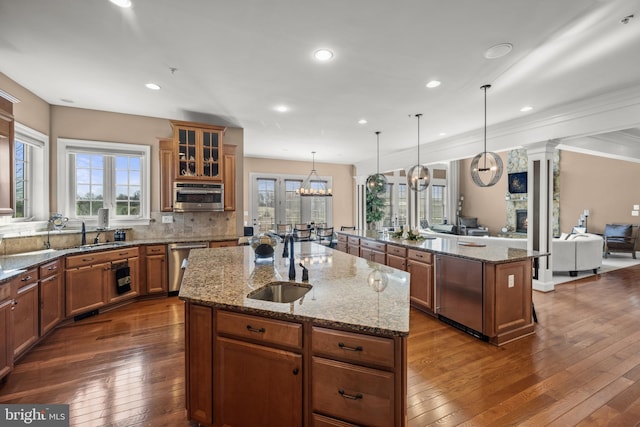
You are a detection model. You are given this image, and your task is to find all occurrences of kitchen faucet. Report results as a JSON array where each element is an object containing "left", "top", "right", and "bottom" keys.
[
  {"left": 288, "top": 234, "right": 296, "bottom": 281},
  {"left": 81, "top": 221, "right": 87, "bottom": 246},
  {"left": 94, "top": 231, "right": 101, "bottom": 244}
]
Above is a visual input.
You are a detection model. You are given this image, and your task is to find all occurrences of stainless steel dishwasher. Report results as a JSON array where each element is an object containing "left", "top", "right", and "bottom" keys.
[{"left": 168, "top": 242, "right": 209, "bottom": 295}]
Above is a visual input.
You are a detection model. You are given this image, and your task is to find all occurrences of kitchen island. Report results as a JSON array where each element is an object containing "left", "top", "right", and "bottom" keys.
[
  {"left": 337, "top": 229, "right": 537, "bottom": 346},
  {"left": 178, "top": 242, "right": 410, "bottom": 427}
]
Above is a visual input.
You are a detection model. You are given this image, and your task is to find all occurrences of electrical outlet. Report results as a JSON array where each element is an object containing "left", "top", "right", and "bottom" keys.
[
  {"left": 634, "top": 205, "right": 640, "bottom": 211},
  {"left": 162, "top": 215, "right": 173, "bottom": 223},
  {"left": 508, "top": 274, "right": 515, "bottom": 288},
  {"left": 633, "top": 211, "right": 639, "bottom": 217}
]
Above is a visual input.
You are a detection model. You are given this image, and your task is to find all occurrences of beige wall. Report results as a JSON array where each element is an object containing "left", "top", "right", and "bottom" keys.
[
  {"left": 559, "top": 151, "right": 640, "bottom": 234},
  {"left": 243, "top": 157, "right": 355, "bottom": 230},
  {"left": 458, "top": 152, "right": 509, "bottom": 233},
  {"left": 0, "top": 72, "right": 50, "bottom": 135}
]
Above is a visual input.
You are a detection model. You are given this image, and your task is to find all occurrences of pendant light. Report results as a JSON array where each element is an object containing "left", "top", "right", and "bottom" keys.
[
  {"left": 366, "top": 131, "right": 388, "bottom": 192},
  {"left": 470, "top": 84, "right": 503, "bottom": 187},
  {"left": 407, "top": 114, "right": 430, "bottom": 192},
  {"left": 296, "top": 151, "right": 333, "bottom": 197}
]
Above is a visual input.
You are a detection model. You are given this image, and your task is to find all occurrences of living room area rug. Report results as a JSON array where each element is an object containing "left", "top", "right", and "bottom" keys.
[{"left": 553, "top": 252, "right": 640, "bottom": 285}]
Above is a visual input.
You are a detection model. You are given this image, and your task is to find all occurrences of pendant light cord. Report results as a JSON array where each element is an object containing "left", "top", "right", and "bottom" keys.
[
  {"left": 375, "top": 131, "right": 381, "bottom": 174},
  {"left": 415, "top": 114, "right": 422, "bottom": 164},
  {"left": 481, "top": 84, "right": 491, "bottom": 171}
]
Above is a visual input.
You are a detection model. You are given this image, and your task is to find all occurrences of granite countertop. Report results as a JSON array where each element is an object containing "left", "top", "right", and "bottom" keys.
[
  {"left": 178, "top": 242, "right": 411, "bottom": 337},
  {"left": 339, "top": 229, "right": 540, "bottom": 264},
  {"left": 0, "top": 235, "right": 240, "bottom": 283}
]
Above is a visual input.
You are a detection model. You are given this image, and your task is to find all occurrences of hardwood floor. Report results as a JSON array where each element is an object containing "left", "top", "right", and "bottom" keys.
[{"left": 2, "top": 266, "right": 640, "bottom": 426}]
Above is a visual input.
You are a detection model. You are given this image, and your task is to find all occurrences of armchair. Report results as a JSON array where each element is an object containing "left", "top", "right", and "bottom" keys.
[
  {"left": 603, "top": 224, "right": 638, "bottom": 259},
  {"left": 458, "top": 217, "right": 488, "bottom": 236}
]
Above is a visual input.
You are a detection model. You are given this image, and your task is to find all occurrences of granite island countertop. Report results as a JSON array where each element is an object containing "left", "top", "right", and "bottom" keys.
[
  {"left": 178, "top": 242, "right": 410, "bottom": 337},
  {"left": 338, "top": 229, "right": 541, "bottom": 263}
]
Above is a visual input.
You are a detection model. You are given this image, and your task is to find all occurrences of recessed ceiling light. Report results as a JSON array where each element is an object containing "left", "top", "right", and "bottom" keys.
[
  {"left": 60, "top": 98, "right": 74, "bottom": 103},
  {"left": 484, "top": 43, "right": 513, "bottom": 59},
  {"left": 439, "top": 132, "right": 447, "bottom": 136},
  {"left": 520, "top": 106, "right": 533, "bottom": 112},
  {"left": 426, "top": 80, "right": 441, "bottom": 89},
  {"left": 109, "top": 0, "right": 132, "bottom": 8},
  {"left": 313, "top": 49, "right": 334, "bottom": 61},
  {"left": 145, "top": 83, "right": 161, "bottom": 90},
  {"left": 275, "top": 105, "right": 289, "bottom": 113},
  {"left": 358, "top": 119, "right": 368, "bottom": 125}
]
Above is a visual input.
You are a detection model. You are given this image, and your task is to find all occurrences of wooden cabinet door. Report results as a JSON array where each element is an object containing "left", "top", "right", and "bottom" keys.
[
  {"left": 223, "top": 144, "right": 236, "bottom": 211},
  {"left": 0, "top": 297, "right": 13, "bottom": 379},
  {"left": 65, "top": 263, "right": 109, "bottom": 317},
  {"left": 159, "top": 138, "right": 174, "bottom": 212},
  {"left": 216, "top": 337, "right": 303, "bottom": 427},
  {"left": 145, "top": 252, "right": 167, "bottom": 294},
  {"left": 40, "top": 273, "right": 64, "bottom": 336},
  {"left": 185, "top": 303, "right": 213, "bottom": 425},
  {"left": 386, "top": 254, "right": 406, "bottom": 271},
  {"left": 172, "top": 121, "right": 226, "bottom": 181},
  {"left": 407, "top": 259, "right": 434, "bottom": 312},
  {"left": 0, "top": 98, "right": 13, "bottom": 215},
  {"left": 12, "top": 281, "right": 40, "bottom": 358},
  {"left": 106, "top": 257, "right": 139, "bottom": 304}
]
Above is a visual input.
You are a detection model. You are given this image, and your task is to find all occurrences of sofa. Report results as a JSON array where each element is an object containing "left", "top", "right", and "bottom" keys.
[
  {"left": 458, "top": 217, "right": 489, "bottom": 236},
  {"left": 552, "top": 233, "right": 603, "bottom": 276}
]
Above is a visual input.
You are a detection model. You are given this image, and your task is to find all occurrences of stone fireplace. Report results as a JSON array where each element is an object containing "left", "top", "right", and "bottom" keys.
[{"left": 516, "top": 210, "right": 528, "bottom": 233}]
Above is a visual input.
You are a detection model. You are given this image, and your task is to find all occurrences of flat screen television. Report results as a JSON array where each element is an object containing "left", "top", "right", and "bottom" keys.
[{"left": 508, "top": 172, "right": 527, "bottom": 194}]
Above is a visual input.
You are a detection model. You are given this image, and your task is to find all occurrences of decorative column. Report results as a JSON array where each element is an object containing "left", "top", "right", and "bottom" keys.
[
  {"left": 354, "top": 175, "right": 367, "bottom": 230},
  {"left": 526, "top": 140, "right": 559, "bottom": 292}
]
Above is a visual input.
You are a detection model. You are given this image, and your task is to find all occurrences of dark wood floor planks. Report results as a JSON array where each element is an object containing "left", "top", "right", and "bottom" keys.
[{"left": 1, "top": 265, "right": 640, "bottom": 426}]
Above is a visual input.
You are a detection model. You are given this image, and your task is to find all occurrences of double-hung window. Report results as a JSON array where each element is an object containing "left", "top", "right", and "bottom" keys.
[
  {"left": 13, "top": 123, "right": 48, "bottom": 221},
  {"left": 57, "top": 139, "right": 150, "bottom": 225}
]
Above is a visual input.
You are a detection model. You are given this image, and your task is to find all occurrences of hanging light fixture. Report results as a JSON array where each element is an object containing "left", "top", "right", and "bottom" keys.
[
  {"left": 366, "top": 131, "right": 388, "bottom": 192},
  {"left": 296, "top": 151, "right": 333, "bottom": 197},
  {"left": 407, "top": 114, "right": 430, "bottom": 192},
  {"left": 470, "top": 84, "right": 503, "bottom": 187}
]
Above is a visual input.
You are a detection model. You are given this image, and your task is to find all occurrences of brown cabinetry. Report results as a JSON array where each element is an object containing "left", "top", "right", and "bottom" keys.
[
  {"left": 159, "top": 138, "right": 174, "bottom": 212},
  {"left": 310, "top": 326, "right": 404, "bottom": 427},
  {"left": 12, "top": 268, "right": 39, "bottom": 359},
  {"left": 65, "top": 247, "right": 139, "bottom": 317},
  {"left": 144, "top": 245, "right": 167, "bottom": 295},
  {"left": 407, "top": 249, "right": 434, "bottom": 313},
  {"left": 336, "top": 234, "right": 348, "bottom": 253},
  {"left": 222, "top": 144, "right": 236, "bottom": 211},
  {"left": 386, "top": 244, "right": 407, "bottom": 271},
  {"left": 170, "top": 120, "right": 225, "bottom": 181},
  {"left": 360, "top": 239, "right": 386, "bottom": 264},
  {"left": 209, "top": 240, "right": 237, "bottom": 248},
  {"left": 39, "top": 260, "right": 63, "bottom": 336},
  {"left": 185, "top": 303, "right": 213, "bottom": 425},
  {"left": 347, "top": 236, "right": 360, "bottom": 257},
  {"left": 0, "top": 96, "right": 14, "bottom": 216},
  {"left": 0, "top": 283, "right": 13, "bottom": 380}
]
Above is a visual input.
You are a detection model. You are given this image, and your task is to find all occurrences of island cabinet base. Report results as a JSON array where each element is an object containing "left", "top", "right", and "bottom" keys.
[{"left": 184, "top": 303, "right": 407, "bottom": 427}]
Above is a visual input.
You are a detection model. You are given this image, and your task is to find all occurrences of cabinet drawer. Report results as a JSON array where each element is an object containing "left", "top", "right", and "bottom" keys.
[
  {"left": 312, "top": 413, "right": 359, "bottom": 427},
  {"left": 105, "top": 247, "right": 139, "bottom": 260},
  {"left": 347, "top": 236, "right": 360, "bottom": 245},
  {"left": 386, "top": 244, "right": 406, "bottom": 257},
  {"left": 407, "top": 249, "right": 433, "bottom": 264},
  {"left": 0, "top": 283, "right": 10, "bottom": 301},
  {"left": 217, "top": 311, "right": 302, "bottom": 349},
  {"left": 146, "top": 245, "right": 166, "bottom": 255},
  {"left": 337, "top": 234, "right": 348, "bottom": 243},
  {"left": 66, "top": 252, "right": 113, "bottom": 269},
  {"left": 16, "top": 268, "right": 38, "bottom": 287},
  {"left": 39, "top": 260, "right": 60, "bottom": 279},
  {"left": 360, "top": 239, "right": 385, "bottom": 252},
  {"left": 312, "top": 357, "right": 394, "bottom": 427},
  {"left": 312, "top": 327, "right": 394, "bottom": 369}
]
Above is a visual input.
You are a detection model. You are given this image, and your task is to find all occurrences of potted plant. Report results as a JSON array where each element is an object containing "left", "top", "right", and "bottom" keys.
[{"left": 366, "top": 175, "right": 386, "bottom": 230}]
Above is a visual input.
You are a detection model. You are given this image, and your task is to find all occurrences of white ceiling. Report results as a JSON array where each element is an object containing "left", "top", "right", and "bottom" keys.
[{"left": 1, "top": 0, "right": 640, "bottom": 166}]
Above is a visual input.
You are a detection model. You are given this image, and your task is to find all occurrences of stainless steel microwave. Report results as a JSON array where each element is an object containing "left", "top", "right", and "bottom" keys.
[{"left": 173, "top": 182, "right": 224, "bottom": 212}]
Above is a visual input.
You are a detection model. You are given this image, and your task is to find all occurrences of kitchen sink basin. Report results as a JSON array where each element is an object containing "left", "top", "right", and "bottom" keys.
[
  {"left": 247, "top": 281, "right": 312, "bottom": 303},
  {"left": 76, "top": 242, "right": 128, "bottom": 250}
]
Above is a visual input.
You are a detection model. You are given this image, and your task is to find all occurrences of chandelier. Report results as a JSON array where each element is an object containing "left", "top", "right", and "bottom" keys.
[
  {"left": 407, "top": 113, "right": 430, "bottom": 192},
  {"left": 470, "top": 84, "right": 503, "bottom": 187},
  {"left": 366, "top": 131, "right": 388, "bottom": 192},
  {"left": 296, "top": 151, "right": 332, "bottom": 197}
]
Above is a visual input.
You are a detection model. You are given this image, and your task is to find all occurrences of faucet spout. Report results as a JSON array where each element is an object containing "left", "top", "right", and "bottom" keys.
[
  {"left": 93, "top": 231, "right": 101, "bottom": 244},
  {"left": 81, "top": 221, "right": 87, "bottom": 246},
  {"left": 288, "top": 235, "right": 296, "bottom": 281}
]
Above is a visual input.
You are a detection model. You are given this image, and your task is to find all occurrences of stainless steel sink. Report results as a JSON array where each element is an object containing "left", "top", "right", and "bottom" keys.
[
  {"left": 247, "top": 281, "right": 312, "bottom": 303},
  {"left": 76, "top": 242, "right": 128, "bottom": 250}
]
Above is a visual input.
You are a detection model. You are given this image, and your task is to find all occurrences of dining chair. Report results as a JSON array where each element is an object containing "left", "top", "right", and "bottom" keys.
[
  {"left": 276, "top": 223, "right": 292, "bottom": 238},
  {"left": 316, "top": 227, "right": 335, "bottom": 247},
  {"left": 294, "top": 227, "right": 312, "bottom": 241},
  {"left": 340, "top": 226, "right": 356, "bottom": 231}
]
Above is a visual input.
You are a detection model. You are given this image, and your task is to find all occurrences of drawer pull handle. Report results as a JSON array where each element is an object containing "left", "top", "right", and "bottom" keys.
[
  {"left": 21, "top": 275, "right": 32, "bottom": 281},
  {"left": 246, "top": 325, "right": 266, "bottom": 334},
  {"left": 292, "top": 368, "right": 299, "bottom": 375},
  {"left": 82, "top": 257, "right": 95, "bottom": 262},
  {"left": 48, "top": 266, "right": 57, "bottom": 271},
  {"left": 338, "top": 390, "right": 363, "bottom": 400},
  {"left": 338, "top": 342, "right": 363, "bottom": 352}
]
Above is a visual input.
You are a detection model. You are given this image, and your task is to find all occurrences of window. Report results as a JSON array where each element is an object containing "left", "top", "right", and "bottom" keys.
[
  {"left": 57, "top": 139, "right": 150, "bottom": 225},
  {"left": 417, "top": 169, "right": 448, "bottom": 226},
  {"left": 382, "top": 183, "right": 393, "bottom": 227},
  {"left": 12, "top": 123, "right": 48, "bottom": 221},
  {"left": 430, "top": 185, "right": 445, "bottom": 224},
  {"left": 250, "top": 173, "right": 332, "bottom": 233},
  {"left": 397, "top": 183, "right": 407, "bottom": 226}
]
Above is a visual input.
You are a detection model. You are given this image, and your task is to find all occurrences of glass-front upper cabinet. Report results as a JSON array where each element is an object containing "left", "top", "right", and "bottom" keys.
[{"left": 171, "top": 121, "right": 225, "bottom": 181}]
